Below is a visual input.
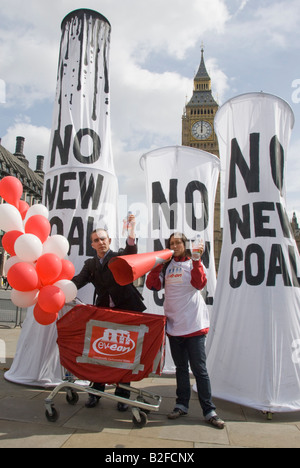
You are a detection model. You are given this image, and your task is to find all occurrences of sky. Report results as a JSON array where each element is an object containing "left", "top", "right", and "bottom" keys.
[{"left": 0, "top": 0, "right": 300, "bottom": 232}]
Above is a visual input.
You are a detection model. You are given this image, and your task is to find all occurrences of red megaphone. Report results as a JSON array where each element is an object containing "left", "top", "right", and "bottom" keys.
[{"left": 108, "top": 249, "right": 173, "bottom": 286}]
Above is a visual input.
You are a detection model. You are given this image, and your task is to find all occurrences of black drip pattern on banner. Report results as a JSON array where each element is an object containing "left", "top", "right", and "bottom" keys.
[{"left": 56, "top": 9, "right": 110, "bottom": 133}]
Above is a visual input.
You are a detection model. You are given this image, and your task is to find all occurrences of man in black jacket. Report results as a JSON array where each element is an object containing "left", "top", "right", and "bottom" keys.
[{"left": 72, "top": 215, "right": 146, "bottom": 410}]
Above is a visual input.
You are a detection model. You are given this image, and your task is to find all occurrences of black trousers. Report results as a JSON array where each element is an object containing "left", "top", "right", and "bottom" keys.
[{"left": 91, "top": 382, "right": 130, "bottom": 399}]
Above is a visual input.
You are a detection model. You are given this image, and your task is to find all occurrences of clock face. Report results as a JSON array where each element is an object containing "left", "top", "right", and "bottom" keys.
[{"left": 192, "top": 121, "right": 212, "bottom": 140}]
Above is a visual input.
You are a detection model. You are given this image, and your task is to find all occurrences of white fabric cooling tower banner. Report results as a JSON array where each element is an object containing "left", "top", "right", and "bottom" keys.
[
  {"left": 44, "top": 9, "right": 119, "bottom": 277},
  {"left": 207, "top": 92, "right": 300, "bottom": 412},
  {"left": 140, "top": 145, "right": 220, "bottom": 372},
  {"left": 5, "top": 9, "right": 118, "bottom": 387}
]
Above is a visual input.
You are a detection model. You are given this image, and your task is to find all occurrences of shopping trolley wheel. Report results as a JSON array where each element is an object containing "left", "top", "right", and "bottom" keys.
[
  {"left": 136, "top": 396, "right": 150, "bottom": 414},
  {"left": 132, "top": 410, "right": 148, "bottom": 428},
  {"left": 66, "top": 389, "right": 79, "bottom": 406},
  {"left": 45, "top": 406, "right": 59, "bottom": 423}
]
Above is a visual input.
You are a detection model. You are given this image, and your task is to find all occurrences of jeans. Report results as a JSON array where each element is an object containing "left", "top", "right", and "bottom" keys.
[{"left": 168, "top": 334, "right": 216, "bottom": 419}]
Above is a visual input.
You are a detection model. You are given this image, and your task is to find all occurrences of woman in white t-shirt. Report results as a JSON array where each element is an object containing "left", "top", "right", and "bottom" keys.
[{"left": 146, "top": 232, "right": 224, "bottom": 429}]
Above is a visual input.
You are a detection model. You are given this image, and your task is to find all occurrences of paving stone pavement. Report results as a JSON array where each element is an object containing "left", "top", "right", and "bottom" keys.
[{"left": 1, "top": 325, "right": 300, "bottom": 449}]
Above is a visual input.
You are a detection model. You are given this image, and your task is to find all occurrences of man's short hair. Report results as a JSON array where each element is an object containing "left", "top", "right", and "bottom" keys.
[{"left": 91, "top": 228, "right": 110, "bottom": 240}]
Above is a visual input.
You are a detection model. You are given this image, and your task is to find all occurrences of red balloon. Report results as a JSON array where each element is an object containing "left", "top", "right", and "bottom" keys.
[
  {"left": 2, "top": 230, "right": 23, "bottom": 256},
  {"left": 56, "top": 259, "right": 75, "bottom": 281},
  {"left": 7, "top": 262, "right": 39, "bottom": 292},
  {"left": 36, "top": 253, "right": 62, "bottom": 285},
  {"left": 19, "top": 200, "right": 30, "bottom": 220},
  {"left": 0, "top": 176, "right": 23, "bottom": 208},
  {"left": 25, "top": 214, "right": 51, "bottom": 243},
  {"left": 38, "top": 285, "right": 65, "bottom": 314},
  {"left": 33, "top": 303, "right": 58, "bottom": 326}
]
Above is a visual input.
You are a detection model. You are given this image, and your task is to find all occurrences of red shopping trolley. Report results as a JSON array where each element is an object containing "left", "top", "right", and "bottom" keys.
[{"left": 45, "top": 304, "right": 166, "bottom": 427}]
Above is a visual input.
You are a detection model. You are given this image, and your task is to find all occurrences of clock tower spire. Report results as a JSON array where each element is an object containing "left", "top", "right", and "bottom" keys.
[
  {"left": 182, "top": 47, "right": 222, "bottom": 270},
  {"left": 194, "top": 47, "right": 211, "bottom": 91},
  {"left": 182, "top": 47, "right": 219, "bottom": 153}
]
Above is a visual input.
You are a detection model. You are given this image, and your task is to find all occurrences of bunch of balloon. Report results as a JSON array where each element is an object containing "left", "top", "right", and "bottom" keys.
[{"left": 0, "top": 176, "right": 77, "bottom": 326}]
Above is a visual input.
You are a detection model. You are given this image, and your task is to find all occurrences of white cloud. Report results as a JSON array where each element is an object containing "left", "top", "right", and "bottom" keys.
[
  {"left": 217, "top": 0, "right": 300, "bottom": 51},
  {"left": 107, "top": 0, "right": 229, "bottom": 59},
  {"left": 1, "top": 119, "right": 51, "bottom": 170},
  {"left": 111, "top": 66, "right": 191, "bottom": 142},
  {"left": 205, "top": 58, "right": 229, "bottom": 104},
  {"left": 0, "top": 41, "right": 56, "bottom": 109},
  {"left": 0, "top": 79, "right": 5, "bottom": 103},
  {"left": 254, "top": 0, "right": 300, "bottom": 44}
]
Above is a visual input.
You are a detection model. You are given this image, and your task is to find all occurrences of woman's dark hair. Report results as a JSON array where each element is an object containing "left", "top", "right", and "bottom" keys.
[
  {"left": 161, "top": 232, "right": 192, "bottom": 281},
  {"left": 167, "top": 232, "right": 192, "bottom": 258}
]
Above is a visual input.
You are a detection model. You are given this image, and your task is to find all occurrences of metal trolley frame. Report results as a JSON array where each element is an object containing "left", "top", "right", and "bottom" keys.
[
  {"left": 45, "top": 302, "right": 165, "bottom": 428},
  {"left": 45, "top": 377, "right": 162, "bottom": 428}
]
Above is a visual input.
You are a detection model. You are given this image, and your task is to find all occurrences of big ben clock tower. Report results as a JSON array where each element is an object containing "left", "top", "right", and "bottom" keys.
[{"left": 182, "top": 47, "right": 222, "bottom": 270}]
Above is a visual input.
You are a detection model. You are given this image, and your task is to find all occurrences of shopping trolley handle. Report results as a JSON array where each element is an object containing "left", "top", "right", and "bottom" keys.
[
  {"left": 58, "top": 298, "right": 87, "bottom": 319},
  {"left": 69, "top": 297, "right": 86, "bottom": 306}
]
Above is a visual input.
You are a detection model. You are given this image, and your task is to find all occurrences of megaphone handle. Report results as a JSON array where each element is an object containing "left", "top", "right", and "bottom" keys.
[{"left": 151, "top": 251, "right": 174, "bottom": 270}]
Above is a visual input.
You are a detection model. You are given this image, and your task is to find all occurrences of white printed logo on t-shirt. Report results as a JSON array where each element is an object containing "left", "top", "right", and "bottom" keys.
[{"left": 165, "top": 265, "right": 183, "bottom": 284}]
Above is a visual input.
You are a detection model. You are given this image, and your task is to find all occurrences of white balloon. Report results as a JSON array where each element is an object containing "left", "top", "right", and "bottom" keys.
[
  {"left": 25, "top": 203, "right": 49, "bottom": 221},
  {"left": 0, "top": 204, "right": 24, "bottom": 232},
  {"left": 54, "top": 280, "right": 77, "bottom": 303},
  {"left": 4, "top": 256, "right": 22, "bottom": 276},
  {"left": 3, "top": 256, "right": 35, "bottom": 276},
  {"left": 11, "top": 289, "right": 39, "bottom": 308},
  {"left": 42, "top": 235, "right": 69, "bottom": 258},
  {"left": 14, "top": 234, "right": 43, "bottom": 262}
]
